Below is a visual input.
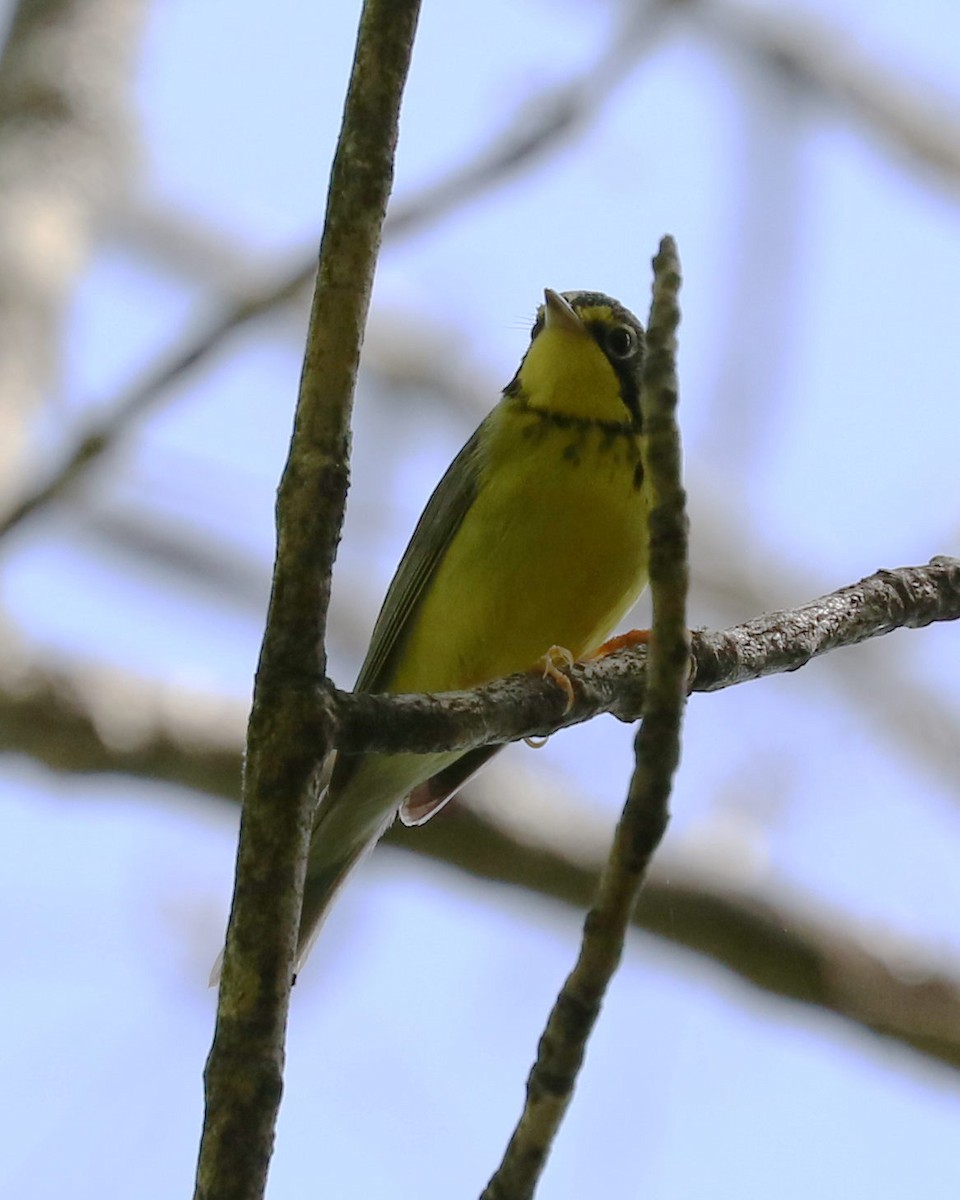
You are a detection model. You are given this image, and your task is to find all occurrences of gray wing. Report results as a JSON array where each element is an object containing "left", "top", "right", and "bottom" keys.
[{"left": 354, "top": 420, "right": 487, "bottom": 693}]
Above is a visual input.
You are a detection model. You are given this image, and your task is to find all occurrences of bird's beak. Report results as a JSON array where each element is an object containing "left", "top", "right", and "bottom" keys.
[{"left": 543, "top": 288, "right": 586, "bottom": 337}]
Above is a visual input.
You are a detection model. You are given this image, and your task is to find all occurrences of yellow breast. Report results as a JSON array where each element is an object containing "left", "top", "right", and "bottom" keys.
[{"left": 390, "top": 401, "right": 648, "bottom": 694}]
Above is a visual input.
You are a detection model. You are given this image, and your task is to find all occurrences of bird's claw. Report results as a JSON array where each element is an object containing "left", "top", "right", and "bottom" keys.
[{"left": 540, "top": 644, "right": 576, "bottom": 713}]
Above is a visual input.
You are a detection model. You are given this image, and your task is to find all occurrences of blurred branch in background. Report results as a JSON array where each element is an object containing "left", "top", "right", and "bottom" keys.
[
  {"left": 0, "top": 0, "right": 145, "bottom": 500},
  {"left": 2, "top": 569, "right": 959, "bottom": 1074},
  {"left": 4, "top": 2, "right": 960, "bottom": 540},
  {"left": 2, "top": 2, "right": 959, "bottom": 1190},
  {"left": 697, "top": 25, "right": 807, "bottom": 472},
  {"left": 0, "top": 2, "right": 664, "bottom": 542},
  {"left": 704, "top": 2, "right": 960, "bottom": 188}
]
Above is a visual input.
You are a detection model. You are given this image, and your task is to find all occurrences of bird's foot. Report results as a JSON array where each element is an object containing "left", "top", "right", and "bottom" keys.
[
  {"left": 538, "top": 644, "right": 576, "bottom": 714},
  {"left": 585, "top": 628, "right": 650, "bottom": 660}
]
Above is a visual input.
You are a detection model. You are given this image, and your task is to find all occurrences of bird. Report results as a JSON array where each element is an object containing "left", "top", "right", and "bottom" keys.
[{"left": 296, "top": 288, "right": 651, "bottom": 974}]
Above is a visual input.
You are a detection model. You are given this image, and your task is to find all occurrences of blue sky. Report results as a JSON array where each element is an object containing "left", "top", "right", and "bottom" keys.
[{"left": 2, "top": 1, "right": 959, "bottom": 1197}]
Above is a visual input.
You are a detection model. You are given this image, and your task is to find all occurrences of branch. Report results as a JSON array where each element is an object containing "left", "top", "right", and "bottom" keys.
[
  {"left": 193, "top": 5, "right": 421, "bottom": 1200},
  {"left": 0, "top": 624, "right": 246, "bottom": 789},
  {"left": 0, "top": 0, "right": 143, "bottom": 497},
  {"left": 402, "top": 807, "right": 960, "bottom": 1072},
  {"left": 3, "top": 620, "right": 960, "bottom": 1071},
  {"left": 2, "top": 562, "right": 955, "bottom": 794},
  {"left": 0, "top": 262, "right": 312, "bottom": 538},
  {"left": 332, "top": 557, "right": 960, "bottom": 756},
  {"left": 702, "top": 3, "right": 960, "bottom": 188},
  {"left": 0, "top": 5, "right": 661, "bottom": 541},
  {"left": 482, "top": 236, "right": 688, "bottom": 1200}
]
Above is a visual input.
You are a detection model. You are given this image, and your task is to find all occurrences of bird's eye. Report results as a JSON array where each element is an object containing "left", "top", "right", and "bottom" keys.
[{"left": 605, "top": 324, "right": 637, "bottom": 359}]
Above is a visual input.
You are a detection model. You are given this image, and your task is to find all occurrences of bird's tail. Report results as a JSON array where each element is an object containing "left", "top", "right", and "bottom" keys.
[
  {"left": 208, "top": 778, "right": 395, "bottom": 987},
  {"left": 292, "top": 789, "right": 397, "bottom": 976},
  {"left": 293, "top": 834, "right": 373, "bottom": 974}
]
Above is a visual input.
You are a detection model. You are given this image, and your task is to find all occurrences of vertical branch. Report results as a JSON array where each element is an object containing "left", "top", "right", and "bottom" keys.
[
  {"left": 480, "top": 237, "right": 688, "bottom": 1200},
  {"left": 0, "top": 0, "right": 144, "bottom": 502},
  {"left": 193, "top": 4, "right": 422, "bottom": 1200}
]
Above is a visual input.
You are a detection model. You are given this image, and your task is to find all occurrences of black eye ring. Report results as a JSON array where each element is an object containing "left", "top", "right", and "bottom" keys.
[{"left": 605, "top": 324, "right": 637, "bottom": 360}]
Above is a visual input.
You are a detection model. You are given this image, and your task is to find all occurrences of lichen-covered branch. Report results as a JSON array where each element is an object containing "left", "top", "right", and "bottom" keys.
[
  {"left": 331, "top": 556, "right": 960, "bottom": 756},
  {"left": 3, "top": 564, "right": 955, "bottom": 816}
]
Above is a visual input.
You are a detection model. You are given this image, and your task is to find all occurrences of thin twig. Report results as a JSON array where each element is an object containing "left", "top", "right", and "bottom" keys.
[
  {"left": 481, "top": 236, "right": 687, "bottom": 1200},
  {"left": 193, "top": 5, "right": 421, "bottom": 1199}
]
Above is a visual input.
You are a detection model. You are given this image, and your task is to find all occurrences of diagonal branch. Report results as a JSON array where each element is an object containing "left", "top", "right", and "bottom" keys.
[
  {"left": 689, "top": 501, "right": 960, "bottom": 796},
  {"left": 2, "top": 560, "right": 955, "bottom": 781},
  {"left": 1, "top": 561, "right": 956, "bottom": 787},
  {"left": 702, "top": 3, "right": 960, "bottom": 188},
  {"left": 0, "top": 4, "right": 661, "bottom": 541},
  {"left": 332, "top": 557, "right": 960, "bottom": 756},
  {"left": 0, "top": 263, "right": 311, "bottom": 538},
  {"left": 402, "top": 808, "right": 960, "bottom": 1073}
]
